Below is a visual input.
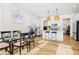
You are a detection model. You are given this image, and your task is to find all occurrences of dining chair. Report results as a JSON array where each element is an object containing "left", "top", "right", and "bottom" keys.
[
  {"left": 25, "top": 31, "right": 35, "bottom": 51},
  {"left": 21, "top": 32, "right": 31, "bottom": 51},
  {"left": 0, "top": 31, "right": 11, "bottom": 54},
  {"left": 1, "top": 31, "right": 11, "bottom": 42},
  {"left": 12, "top": 31, "right": 29, "bottom": 55}
]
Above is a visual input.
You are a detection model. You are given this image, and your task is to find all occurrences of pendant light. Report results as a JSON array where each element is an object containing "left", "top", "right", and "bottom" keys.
[
  {"left": 47, "top": 10, "right": 50, "bottom": 21},
  {"left": 47, "top": 10, "right": 51, "bottom": 26},
  {"left": 54, "top": 9, "right": 60, "bottom": 21}
]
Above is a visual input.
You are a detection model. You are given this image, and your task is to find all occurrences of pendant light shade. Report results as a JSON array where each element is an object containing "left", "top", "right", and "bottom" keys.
[
  {"left": 47, "top": 10, "right": 50, "bottom": 21},
  {"left": 54, "top": 9, "right": 60, "bottom": 21},
  {"left": 54, "top": 15, "right": 59, "bottom": 21},
  {"left": 47, "top": 16, "right": 50, "bottom": 21}
]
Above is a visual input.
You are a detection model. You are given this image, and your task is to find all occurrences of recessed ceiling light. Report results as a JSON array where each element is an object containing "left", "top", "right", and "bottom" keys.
[{"left": 72, "top": 4, "right": 76, "bottom": 8}]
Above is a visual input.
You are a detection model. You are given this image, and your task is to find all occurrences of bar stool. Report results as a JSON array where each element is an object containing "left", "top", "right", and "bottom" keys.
[
  {"left": 51, "top": 31, "right": 57, "bottom": 40},
  {"left": 45, "top": 31, "right": 50, "bottom": 39}
]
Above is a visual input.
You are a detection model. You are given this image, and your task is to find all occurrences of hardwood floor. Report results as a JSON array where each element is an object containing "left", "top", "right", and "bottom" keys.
[
  {"left": 0, "top": 35, "right": 79, "bottom": 55},
  {"left": 26, "top": 35, "right": 79, "bottom": 55}
]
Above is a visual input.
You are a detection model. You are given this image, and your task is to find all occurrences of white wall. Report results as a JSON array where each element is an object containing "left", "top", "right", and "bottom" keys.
[
  {"left": 72, "top": 13, "right": 79, "bottom": 39},
  {"left": 60, "top": 14, "right": 77, "bottom": 37},
  {"left": 62, "top": 13, "right": 79, "bottom": 39},
  {"left": 0, "top": 4, "right": 40, "bottom": 33}
]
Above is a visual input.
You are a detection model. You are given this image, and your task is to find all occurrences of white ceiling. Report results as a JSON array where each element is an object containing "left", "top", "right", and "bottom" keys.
[{"left": 10, "top": 3, "right": 79, "bottom": 17}]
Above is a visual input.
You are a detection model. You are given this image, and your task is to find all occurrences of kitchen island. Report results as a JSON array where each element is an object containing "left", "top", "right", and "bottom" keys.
[{"left": 42, "top": 29, "right": 63, "bottom": 41}]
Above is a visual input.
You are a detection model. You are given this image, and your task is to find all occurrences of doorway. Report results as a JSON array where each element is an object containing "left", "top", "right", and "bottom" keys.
[{"left": 63, "top": 18, "right": 70, "bottom": 37}]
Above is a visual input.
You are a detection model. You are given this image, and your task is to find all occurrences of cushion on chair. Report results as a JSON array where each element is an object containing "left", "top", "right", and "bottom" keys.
[
  {"left": 25, "top": 38, "right": 33, "bottom": 42},
  {"left": 14, "top": 41, "right": 26, "bottom": 46},
  {"left": 0, "top": 42, "right": 9, "bottom": 49}
]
